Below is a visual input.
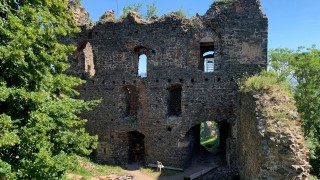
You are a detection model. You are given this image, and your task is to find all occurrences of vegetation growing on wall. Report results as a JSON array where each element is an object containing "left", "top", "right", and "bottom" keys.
[
  {"left": 172, "top": 8, "right": 187, "bottom": 18},
  {"left": 239, "top": 46, "right": 320, "bottom": 178},
  {"left": 238, "top": 71, "right": 296, "bottom": 127},
  {"left": 238, "top": 71, "right": 291, "bottom": 93},
  {"left": 120, "top": 2, "right": 188, "bottom": 20},
  {"left": 121, "top": 2, "right": 159, "bottom": 20},
  {"left": 268, "top": 46, "right": 320, "bottom": 177}
]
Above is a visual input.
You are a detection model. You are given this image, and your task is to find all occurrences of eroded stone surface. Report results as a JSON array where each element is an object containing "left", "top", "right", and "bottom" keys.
[
  {"left": 66, "top": 0, "right": 267, "bottom": 169},
  {"left": 237, "top": 90, "right": 310, "bottom": 179},
  {"left": 65, "top": 0, "right": 308, "bottom": 179}
]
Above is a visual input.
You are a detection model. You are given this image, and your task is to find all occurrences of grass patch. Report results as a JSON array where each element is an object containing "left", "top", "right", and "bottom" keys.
[
  {"left": 201, "top": 137, "right": 219, "bottom": 152},
  {"left": 238, "top": 71, "right": 291, "bottom": 94},
  {"left": 238, "top": 71, "right": 298, "bottom": 131},
  {"left": 310, "top": 176, "right": 319, "bottom": 180},
  {"left": 71, "top": 157, "right": 123, "bottom": 178},
  {"left": 200, "top": 122, "right": 219, "bottom": 153}
]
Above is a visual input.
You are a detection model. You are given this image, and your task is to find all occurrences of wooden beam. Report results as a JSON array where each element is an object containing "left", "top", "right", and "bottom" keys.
[{"left": 147, "top": 163, "right": 183, "bottom": 171}]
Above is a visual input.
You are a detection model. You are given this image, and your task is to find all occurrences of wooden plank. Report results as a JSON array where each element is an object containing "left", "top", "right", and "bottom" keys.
[
  {"left": 147, "top": 163, "right": 183, "bottom": 171},
  {"left": 184, "top": 166, "right": 219, "bottom": 180}
]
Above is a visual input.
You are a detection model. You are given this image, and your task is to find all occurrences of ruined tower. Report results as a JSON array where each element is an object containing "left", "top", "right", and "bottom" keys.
[
  {"left": 65, "top": 0, "right": 310, "bottom": 179},
  {"left": 67, "top": 0, "right": 267, "bottom": 168}
]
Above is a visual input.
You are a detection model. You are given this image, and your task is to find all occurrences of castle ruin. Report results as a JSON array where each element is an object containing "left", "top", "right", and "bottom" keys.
[{"left": 66, "top": 0, "right": 310, "bottom": 179}]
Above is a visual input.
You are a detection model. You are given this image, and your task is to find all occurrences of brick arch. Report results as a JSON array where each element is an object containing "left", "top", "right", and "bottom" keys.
[{"left": 134, "top": 46, "right": 149, "bottom": 55}]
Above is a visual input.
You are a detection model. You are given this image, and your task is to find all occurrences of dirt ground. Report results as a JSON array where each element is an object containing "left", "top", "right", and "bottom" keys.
[
  {"left": 68, "top": 164, "right": 216, "bottom": 180},
  {"left": 68, "top": 147, "right": 223, "bottom": 180}
]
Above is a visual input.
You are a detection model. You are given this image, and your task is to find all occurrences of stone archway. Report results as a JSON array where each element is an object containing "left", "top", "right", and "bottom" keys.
[{"left": 183, "top": 120, "right": 232, "bottom": 166}]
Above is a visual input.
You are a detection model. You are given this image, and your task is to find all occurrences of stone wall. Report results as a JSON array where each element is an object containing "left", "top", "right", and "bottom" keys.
[
  {"left": 66, "top": 0, "right": 268, "bottom": 169},
  {"left": 237, "top": 91, "right": 310, "bottom": 179},
  {"left": 68, "top": 1, "right": 92, "bottom": 27}
]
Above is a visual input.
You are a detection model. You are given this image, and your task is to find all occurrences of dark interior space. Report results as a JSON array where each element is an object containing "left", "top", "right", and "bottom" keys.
[
  {"left": 168, "top": 84, "right": 182, "bottom": 116},
  {"left": 185, "top": 121, "right": 231, "bottom": 166},
  {"left": 123, "top": 85, "right": 138, "bottom": 117},
  {"left": 219, "top": 122, "right": 231, "bottom": 155},
  {"left": 128, "top": 131, "right": 145, "bottom": 164}
]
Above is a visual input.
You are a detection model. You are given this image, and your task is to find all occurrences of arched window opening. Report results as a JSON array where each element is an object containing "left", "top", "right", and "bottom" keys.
[
  {"left": 199, "top": 40, "right": 215, "bottom": 72},
  {"left": 138, "top": 54, "right": 147, "bottom": 77},
  {"left": 84, "top": 42, "right": 95, "bottom": 77},
  {"left": 168, "top": 85, "right": 182, "bottom": 116},
  {"left": 73, "top": 41, "right": 95, "bottom": 78},
  {"left": 123, "top": 85, "right": 138, "bottom": 117}
]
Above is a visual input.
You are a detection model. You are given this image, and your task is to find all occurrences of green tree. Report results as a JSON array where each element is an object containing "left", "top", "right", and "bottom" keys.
[
  {"left": 120, "top": 2, "right": 159, "bottom": 20},
  {"left": 121, "top": 3, "right": 143, "bottom": 18},
  {"left": 291, "top": 46, "right": 320, "bottom": 136},
  {"left": 146, "top": 2, "right": 159, "bottom": 20},
  {"left": 172, "top": 7, "right": 187, "bottom": 18},
  {"left": 268, "top": 48, "right": 295, "bottom": 82},
  {"left": 0, "top": 0, "right": 98, "bottom": 179},
  {"left": 269, "top": 46, "right": 320, "bottom": 136},
  {"left": 269, "top": 46, "right": 320, "bottom": 176}
]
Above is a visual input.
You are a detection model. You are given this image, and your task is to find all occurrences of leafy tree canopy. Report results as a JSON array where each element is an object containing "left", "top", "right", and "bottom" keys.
[{"left": 0, "top": 0, "right": 98, "bottom": 179}]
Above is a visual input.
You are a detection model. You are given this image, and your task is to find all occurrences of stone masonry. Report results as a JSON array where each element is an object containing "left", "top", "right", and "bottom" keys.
[
  {"left": 66, "top": 0, "right": 268, "bottom": 170},
  {"left": 66, "top": 0, "right": 311, "bottom": 178},
  {"left": 237, "top": 90, "right": 310, "bottom": 179}
]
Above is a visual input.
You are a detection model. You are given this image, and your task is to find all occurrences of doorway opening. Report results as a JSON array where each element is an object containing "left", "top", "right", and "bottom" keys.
[
  {"left": 200, "top": 121, "right": 219, "bottom": 153},
  {"left": 128, "top": 131, "right": 145, "bottom": 163},
  {"left": 185, "top": 121, "right": 231, "bottom": 165}
]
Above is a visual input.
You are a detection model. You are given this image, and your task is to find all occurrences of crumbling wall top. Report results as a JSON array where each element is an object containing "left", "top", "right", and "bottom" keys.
[
  {"left": 205, "top": 0, "right": 266, "bottom": 19},
  {"left": 68, "top": 0, "right": 93, "bottom": 27}
]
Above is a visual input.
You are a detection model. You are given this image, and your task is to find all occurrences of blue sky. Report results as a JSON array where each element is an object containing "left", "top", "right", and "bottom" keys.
[{"left": 81, "top": 0, "right": 320, "bottom": 49}]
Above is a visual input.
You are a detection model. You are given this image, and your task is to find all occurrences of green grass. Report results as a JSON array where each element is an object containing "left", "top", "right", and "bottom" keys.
[
  {"left": 200, "top": 122, "right": 219, "bottom": 153},
  {"left": 238, "top": 71, "right": 292, "bottom": 94},
  {"left": 71, "top": 157, "right": 123, "bottom": 178},
  {"left": 201, "top": 137, "right": 219, "bottom": 153},
  {"left": 310, "top": 176, "right": 319, "bottom": 180}
]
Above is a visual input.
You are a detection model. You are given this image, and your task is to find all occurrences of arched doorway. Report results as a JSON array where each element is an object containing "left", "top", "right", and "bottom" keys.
[
  {"left": 200, "top": 121, "right": 219, "bottom": 153},
  {"left": 184, "top": 121, "right": 231, "bottom": 165}
]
